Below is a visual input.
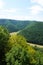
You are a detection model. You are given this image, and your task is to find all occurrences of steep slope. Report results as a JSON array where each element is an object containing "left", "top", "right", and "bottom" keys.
[
  {"left": 19, "top": 22, "right": 43, "bottom": 45},
  {"left": 0, "top": 19, "right": 34, "bottom": 32}
]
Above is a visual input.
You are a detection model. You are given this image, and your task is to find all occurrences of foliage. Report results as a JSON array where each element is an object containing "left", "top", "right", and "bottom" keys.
[
  {"left": 19, "top": 22, "right": 43, "bottom": 45},
  {"left": 8, "top": 34, "right": 27, "bottom": 48},
  {"left": 0, "top": 26, "right": 10, "bottom": 65},
  {"left": 6, "top": 34, "right": 41, "bottom": 65},
  {"left": 0, "top": 25, "right": 43, "bottom": 65}
]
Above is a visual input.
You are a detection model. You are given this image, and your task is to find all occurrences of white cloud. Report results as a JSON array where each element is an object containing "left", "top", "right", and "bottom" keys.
[
  {"left": 27, "top": 4, "right": 43, "bottom": 21},
  {"left": 0, "top": 0, "right": 5, "bottom": 9},
  {"left": 14, "top": 16, "right": 33, "bottom": 20},
  {"left": 2, "top": 9, "right": 17, "bottom": 13},
  {"left": 0, "top": 14, "right": 33, "bottom": 20},
  {"left": 0, "top": 12, "right": 43, "bottom": 21},
  {"left": 0, "top": 0, "right": 43, "bottom": 21},
  {"left": 0, "top": 8, "right": 18, "bottom": 17},
  {"left": 29, "top": 0, "right": 43, "bottom": 21},
  {"left": 29, "top": 5, "right": 43, "bottom": 15},
  {"left": 31, "top": 0, "right": 43, "bottom": 6},
  {"left": 0, "top": 8, "right": 18, "bottom": 20}
]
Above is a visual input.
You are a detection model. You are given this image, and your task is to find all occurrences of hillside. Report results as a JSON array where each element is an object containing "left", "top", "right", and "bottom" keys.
[
  {"left": 0, "top": 25, "right": 43, "bottom": 65},
  {"left": 10, "top": 32, "right": 43, "bottom": 48},
  {"left": 19, "top": 22, "right": 43, "bottom": 45},
  {"left": 0, "top": 19, "right": 35, "bottom": 32},
  {"left": 1, "top": 19, "right": 43, "bottom": 45}
]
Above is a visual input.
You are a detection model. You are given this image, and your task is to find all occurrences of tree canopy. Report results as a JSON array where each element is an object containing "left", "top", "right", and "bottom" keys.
[
  {"left": 0, "top": 26, "right": 10, "bottom": 65},
  {"left": 6, "top": 34, "right": 37, "bottom": 65}
]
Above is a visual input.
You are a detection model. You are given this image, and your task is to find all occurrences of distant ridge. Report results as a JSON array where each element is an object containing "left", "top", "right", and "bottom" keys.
[{"left": 0, "top": 19, "right": 35, "bottom": 32}]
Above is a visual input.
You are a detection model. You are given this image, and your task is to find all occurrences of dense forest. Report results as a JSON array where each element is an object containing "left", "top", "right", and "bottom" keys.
[
  {"left": 0, "top": 26, "right": 43, "bottom": 65},
  {"left": 19, "top": 22, "right": 43, "bottom": 45}
]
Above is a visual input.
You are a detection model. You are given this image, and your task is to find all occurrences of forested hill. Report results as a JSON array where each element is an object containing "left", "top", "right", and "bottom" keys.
[
  {"left": 19, "top": 22, "right": 43, "bottom": 45},
  {"left": 0, "top": 19, "right": 35, "bottom": 32}
]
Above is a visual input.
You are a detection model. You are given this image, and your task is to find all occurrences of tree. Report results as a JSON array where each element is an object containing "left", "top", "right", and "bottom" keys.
[
  {"left": 0, "top": 26, "right": 10, "bottom": 65},
  {"left": 6, "top": 35, "right": 37, "bottom": 65},
  {"left": 8, "top": 34, "right": 27, "bottom": 48}
]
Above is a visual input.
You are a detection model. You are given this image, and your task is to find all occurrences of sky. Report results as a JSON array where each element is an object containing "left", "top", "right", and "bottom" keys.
[{"left": 0, "top": 0, "right": 43, "bottom": 21}]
